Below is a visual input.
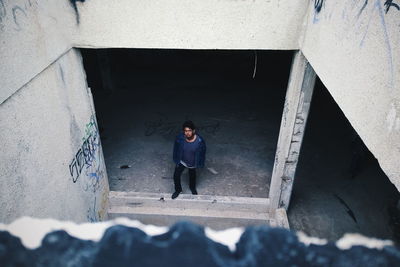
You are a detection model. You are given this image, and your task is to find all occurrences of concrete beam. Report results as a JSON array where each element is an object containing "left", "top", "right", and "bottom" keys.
[{"left": 269, "top": 51, "right": 316, "bottom": 211}]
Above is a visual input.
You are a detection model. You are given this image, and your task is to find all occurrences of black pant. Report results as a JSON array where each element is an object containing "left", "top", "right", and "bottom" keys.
[{"left": 173, "top": 163, "right": 196, "bottom": 192}]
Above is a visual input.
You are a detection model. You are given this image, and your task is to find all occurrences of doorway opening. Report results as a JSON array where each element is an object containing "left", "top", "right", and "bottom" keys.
[
  {"left": 288, "top": 77, "right": 400, "bottom": 242},
  {"left": 81, "top": 48, "right": 293, "bottom": 198}
]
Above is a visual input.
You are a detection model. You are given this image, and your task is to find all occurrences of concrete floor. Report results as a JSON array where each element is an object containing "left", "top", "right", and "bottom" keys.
[
  {"left": 83, "top": 49, "right": 400, "bottom": 242},
  {"left": 94, "top": 71, "right": 285, "bottom": 197}
]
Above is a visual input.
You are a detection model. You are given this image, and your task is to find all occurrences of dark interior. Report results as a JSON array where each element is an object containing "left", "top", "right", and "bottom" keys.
[{"left": 81, "top": 48, "right": 400, "bottom": 242}]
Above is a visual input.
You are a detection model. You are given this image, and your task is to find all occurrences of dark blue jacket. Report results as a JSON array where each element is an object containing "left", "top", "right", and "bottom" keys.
[{"left": 173, "top": 133, "right": 206, "bottom": 168}]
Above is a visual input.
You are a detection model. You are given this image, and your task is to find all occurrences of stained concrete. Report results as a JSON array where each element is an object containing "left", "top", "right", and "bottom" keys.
[
  {"left": 0, "top": 49, "right": 109, "bottom": 224},
  {"left": 301, "top": 0, "right": 400, "bottom": 191}
]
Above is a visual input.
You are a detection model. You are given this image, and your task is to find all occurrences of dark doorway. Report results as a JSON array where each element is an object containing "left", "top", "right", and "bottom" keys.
[
  {"left": 288, "top": 77, "right": 400, "bottom": 242},
  {"left": 81, "top": 49, "right": 292, "bottom": 198}
]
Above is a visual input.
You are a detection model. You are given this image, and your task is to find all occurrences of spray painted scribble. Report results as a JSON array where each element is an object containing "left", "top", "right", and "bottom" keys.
[
  {"left": 360, "top": 0, "right": 395, "bottom": 87},
  {"left": 69, "top": 0, "right": 86, "bottom": 24},
  {"left": 311, "top": 0, "right": 396, "bottom": 88},
  {"left": 87, "top": 196, "right": 97, "bottom": 222},
  {"left": 313, "top": 0, "right": 325, "bottom": 23},
  {"left": 69, "top": 115, "right": 104, "bottom": 193},
  {"left": 357, "top": 0, "right": 369, "bottom": 18},
  {"left": 384, "top": 0, "right": 400, "bottom": 13},
  {"left": 12, "top": 6, "right": 27, "bottom": 31},
  {"left": 314, "top": 0, "right": 324, "bottom": 13},
  {"left": 0, "top": 0, "right": 35, "bottom": 32}
]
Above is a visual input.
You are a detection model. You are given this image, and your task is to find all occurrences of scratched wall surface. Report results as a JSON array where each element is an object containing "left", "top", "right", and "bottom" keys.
[
  {"left": 301, "top": 0, "right": 400, "bottom": 190},
  {"left": 0, "top": 0, "right": 76, "bottom": 104},
  {"left": 73, "top": 0, "right": 308, "bottom": 50},
  {"left": 0, "top": 49, "right": 109, "bottom": 224}
]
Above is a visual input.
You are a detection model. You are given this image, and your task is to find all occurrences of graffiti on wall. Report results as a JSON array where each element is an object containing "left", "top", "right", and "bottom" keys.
[
  {"left": 311, "top": 0, "right": 398, "bottom": 87},
  {"left": 69, "top": 115, "right": 105, "bottom": 193},
  {"left": 68, "top": 115, "right": 108, "bottom": 223},
  {"left": 384, "top": 0, "right": 400, "bottom": 13},
  {"left": 0, "top": 0, "right": 37, "bottom": 32},
  {"left": 314, "top": 0, "right": 324, "bottom": 13},
  {"left": 86, "top": 189, "right": 109, "bottom": 222},
  {"left": 69, "top": 0, "right": 85, "bottom": 24},
  {"left": 313, "top": 0, "right": 399, "bottom": 18}
]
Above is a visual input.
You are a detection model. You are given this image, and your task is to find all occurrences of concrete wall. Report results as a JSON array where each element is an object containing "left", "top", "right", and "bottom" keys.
[
  {"left": 0, "top": 0, "right": 399, "bottom": 224},
  {"left": 0, "top": 0, "right": 76, "bottom": 104},
  {"left": 0, "top": 48, "right": 109, "bottom": 224},
  {"left": 74, "top": 0, "right": 307, "bottom": 50},
  {"left": 300, "top": 1, "right": 400, "bottom": 189}
]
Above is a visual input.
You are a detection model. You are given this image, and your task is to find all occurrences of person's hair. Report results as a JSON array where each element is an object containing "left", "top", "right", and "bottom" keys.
[{"left": 182, "top": 120, "right": 196, "bottom": 130}]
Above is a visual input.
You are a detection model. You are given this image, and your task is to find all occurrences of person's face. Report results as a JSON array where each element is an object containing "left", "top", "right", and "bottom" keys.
[{"left": 184, "top": 127, "right": 195, "bottom": 139}]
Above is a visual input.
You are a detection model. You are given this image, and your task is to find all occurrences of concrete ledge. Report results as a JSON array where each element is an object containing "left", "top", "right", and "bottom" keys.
[{"left": 108, "top": 191, "right": 285, "bottom": 230}]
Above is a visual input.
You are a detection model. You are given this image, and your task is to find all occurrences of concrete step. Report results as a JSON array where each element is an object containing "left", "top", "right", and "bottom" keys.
[{"left": 108, "top": 191, "right": 289, "bottom": 230}]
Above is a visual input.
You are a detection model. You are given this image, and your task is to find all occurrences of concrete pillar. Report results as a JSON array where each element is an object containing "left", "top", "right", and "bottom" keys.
[
  {"left": 269, "top": 50, "right": 316, "bottom": 211},
  {"left": 96, "top": 50, "right": 113, "bottom": 92}
]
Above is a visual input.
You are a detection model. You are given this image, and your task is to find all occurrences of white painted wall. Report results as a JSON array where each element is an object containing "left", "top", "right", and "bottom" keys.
[
  {"left": 73, "top": 0, "right": 308, "bottom": 50},
  {"left": 1, "top": 0, "right": 307, "bottom": 105},
  {"left": 0, "top": 49, "right": 109, "bottom": 224},
  {"left": 300, "top": 1, "right": 400, "bottom": 189}
]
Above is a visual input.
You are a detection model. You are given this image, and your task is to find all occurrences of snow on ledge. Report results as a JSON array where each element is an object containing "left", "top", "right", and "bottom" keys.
[{"left": 0, "top": 217, "right": 394, "bottom": 252}]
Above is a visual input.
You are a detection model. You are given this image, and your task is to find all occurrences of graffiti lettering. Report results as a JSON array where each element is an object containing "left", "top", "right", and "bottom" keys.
[{"left": 69, "top": 115, "right": 103, "bottom": 189}]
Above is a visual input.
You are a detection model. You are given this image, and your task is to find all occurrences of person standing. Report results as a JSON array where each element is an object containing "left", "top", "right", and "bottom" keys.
[{"left": 172, "top": 121, "right": 206, "bottom": 199}]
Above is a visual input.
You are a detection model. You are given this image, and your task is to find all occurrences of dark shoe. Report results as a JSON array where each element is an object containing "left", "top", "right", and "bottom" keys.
[
  {"left": 191, "top": 189, "right": 198, "bottom": 195},
  {"left": 172, "top": 191, "right": 181, "bottom": 199}
]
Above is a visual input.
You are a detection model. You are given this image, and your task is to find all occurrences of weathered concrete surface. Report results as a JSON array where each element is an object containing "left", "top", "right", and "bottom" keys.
[
  {"left": 269, "top": 51, "right": 316, "bottom": 211},
  {"left": 300, "top": 1, "right": 400, "bottom": 190},
  {"left": 1, "top": 0, "right": 307, "bottom": 104},
  {"left": 74, "top": 0, "right": 308, "bottom": 50},
  {"left": 108, "top": 191, "right": 273, "bottom": 230},
  {"left": 0, "top": 0, "right": 76, "bottom": 104},
  {"left": 1, "top": 0, "right": 399, "bottom": 198},
  {"left": 0, "top": 49, "right": 109, "bottom": 223}
]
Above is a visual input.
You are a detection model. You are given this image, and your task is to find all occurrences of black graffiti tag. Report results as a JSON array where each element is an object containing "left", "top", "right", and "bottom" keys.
[
  {"left": 384, "top": 0, "right": 400, "bottom": 13},
  {"left": 314, "top": 0, "right": 324, "bottom": 13},
  {"left": 69, "top": 116, "right": 100, "bottom": 183}
]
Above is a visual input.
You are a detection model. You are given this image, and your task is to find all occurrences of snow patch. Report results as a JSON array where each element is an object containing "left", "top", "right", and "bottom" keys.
[
  {"left": 205, "top": 227, "right": 244, "bottom": 252},
  {"left": 336, "top": 233, "right": 393, "bottom": 250},
  {"left": 296, "top": 231, "right": 328, "bottom": 246},
  {"left": 0, "top": 217, "right": 168, "bottom": 249}
]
